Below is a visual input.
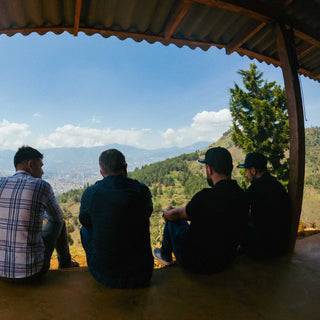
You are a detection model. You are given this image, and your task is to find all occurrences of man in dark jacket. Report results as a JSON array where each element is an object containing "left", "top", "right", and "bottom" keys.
[
  {"left": 153, "top": 147, "right": 248, "bottom": 273},
  {"left": 79, "top": 149, "right": 153, "bottom": 288},
  {"left": 238, "top": 152, "right": 291, "bottom": 258}
]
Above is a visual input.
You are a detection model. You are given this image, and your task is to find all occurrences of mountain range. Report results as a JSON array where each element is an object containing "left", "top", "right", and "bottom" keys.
[{"left": 0, "top": 141, "right": 210, "bottom": 177}]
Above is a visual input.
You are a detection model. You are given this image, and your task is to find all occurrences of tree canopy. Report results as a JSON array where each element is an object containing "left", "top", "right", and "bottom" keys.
[{"left": 229, "top": 63, "right": 290, "bottom": 183}]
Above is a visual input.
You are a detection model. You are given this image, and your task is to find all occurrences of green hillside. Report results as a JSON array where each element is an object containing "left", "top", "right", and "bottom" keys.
[{"left": 57, "top": 127, "right": 320, "bottom": 250}]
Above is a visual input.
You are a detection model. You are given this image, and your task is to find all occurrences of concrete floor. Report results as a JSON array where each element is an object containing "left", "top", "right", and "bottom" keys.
[{"left": 1, "top": 234, "right": 320, "bottom": 320}]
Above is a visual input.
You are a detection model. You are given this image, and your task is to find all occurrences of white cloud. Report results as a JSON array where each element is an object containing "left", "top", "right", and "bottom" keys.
[
  {"left": 33, "top": 113, "right": 41, "bottom": 119},
  {"left": 0, "top": 110, "right": 232, "bottom": 151},
  {"left": 35, "top": 124, "right": 149, "bottom": 149},
  {"left": 0, "top": 119, "right": 31, "bottom": 150},
  {"left": 161, "top": 109, "right": 232, "bottom": 147}
]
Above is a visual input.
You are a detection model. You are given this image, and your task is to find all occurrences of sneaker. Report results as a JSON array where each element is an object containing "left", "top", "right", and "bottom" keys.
[
  {"left": 153, "top": 248, "right": 174, "bottom": 266},
  {"left": 59, "top": 259, "right": 80, "bottom": 269}
]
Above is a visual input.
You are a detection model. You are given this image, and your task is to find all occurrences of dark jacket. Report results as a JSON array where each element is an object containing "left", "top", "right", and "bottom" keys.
[
  {"left": 183, "top": 179, "right": 249, "bottom": 273},
  {"left": 79, "top": 175, "right": 153, "bottom": 285},
  {"left": 246, "top": 172, "right": 291, "bottom": 258}
]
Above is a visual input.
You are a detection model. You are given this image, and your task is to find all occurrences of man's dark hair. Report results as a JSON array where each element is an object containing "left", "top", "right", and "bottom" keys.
[
  {"left": 99, "top": 149, "right": 126, "bottom": 175},
  {"left": 14, "top": 146, "right": 43, "bottom": 168},
  {"left": 210, "top": 162, "right": 233, "bottom": 176}
]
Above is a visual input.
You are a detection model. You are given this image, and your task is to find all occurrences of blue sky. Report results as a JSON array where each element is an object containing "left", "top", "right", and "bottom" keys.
[{"left": 0, "top": 32, "right": 319, "bottom": 150}]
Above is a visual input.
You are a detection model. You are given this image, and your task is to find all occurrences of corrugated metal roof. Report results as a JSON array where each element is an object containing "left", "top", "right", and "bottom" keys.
[{"left": 0, "top": 0, "right": 319, "bottom": 81}]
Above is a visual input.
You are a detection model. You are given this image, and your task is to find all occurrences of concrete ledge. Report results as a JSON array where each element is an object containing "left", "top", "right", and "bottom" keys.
[{"left": 1, "top": 234, "right": 320, "bottom": 320}]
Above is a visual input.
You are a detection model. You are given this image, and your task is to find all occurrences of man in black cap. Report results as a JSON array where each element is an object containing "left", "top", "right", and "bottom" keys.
[
  {"left": 153, "top": 147, "right": 248, "bottom": 273},
  {"left": 237, "top": 152, "right": 291, "bottom": 258}
]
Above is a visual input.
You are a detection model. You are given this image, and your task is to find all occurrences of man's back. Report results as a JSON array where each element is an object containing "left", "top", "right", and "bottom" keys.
[
  {"left": 80, "top": 175, "right": 153, "bottom": 282},
  {"left": 247, "top": 172, "right": 291, "bottom": 257},
  {"left": 182, "top": 179, "right": 248, "bottom": 273},
  {"left": 1, "top": 145, "right": 78, "bottom": 281},
  {"left": 0, "top": 172, "right": 50, "bottom": 278}
]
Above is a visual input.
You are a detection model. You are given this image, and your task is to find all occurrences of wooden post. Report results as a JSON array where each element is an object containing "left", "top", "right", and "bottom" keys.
[
  {"left": 274, "top": 24, "right": 305, "bottom": 251},
  {"left": 73, "top": 0, "right": 82, "bottom": 36}
]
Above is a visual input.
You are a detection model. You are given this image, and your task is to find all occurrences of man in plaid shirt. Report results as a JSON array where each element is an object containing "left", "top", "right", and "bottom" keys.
[{"left": 0, "top": 146, "right": 79, "bottom": 281}]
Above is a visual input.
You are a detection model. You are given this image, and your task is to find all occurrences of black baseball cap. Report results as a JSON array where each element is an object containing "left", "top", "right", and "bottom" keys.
[
  {"left": 198, "top": 147, "right": 233, "bottom": 172},
  {"left": 237, "top": 152, "right": 267, "bottom": 170}
]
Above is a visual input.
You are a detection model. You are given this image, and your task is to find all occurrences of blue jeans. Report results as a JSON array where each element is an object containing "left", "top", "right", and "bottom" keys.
[
  {"left": 80, "top": 227, "right": 151, "bottom": 288},
  {"left": 42, "top": 220, "right": 72, "bottom": 268},
  {"left": 160, "top": 219, "right": 189, "bottom": 263}
]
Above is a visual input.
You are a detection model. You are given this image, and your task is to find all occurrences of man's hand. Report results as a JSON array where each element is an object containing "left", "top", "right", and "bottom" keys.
[
  {"left": 162, "top": 206, "right": 173, "bottom": 219},
  {"left": 163, "top": 206, "right": 187, "bottom": 221}
]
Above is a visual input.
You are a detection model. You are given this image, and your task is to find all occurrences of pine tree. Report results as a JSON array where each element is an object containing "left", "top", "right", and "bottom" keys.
[{"left": 229, "top": 63, "right": 290, "bottom": 184}]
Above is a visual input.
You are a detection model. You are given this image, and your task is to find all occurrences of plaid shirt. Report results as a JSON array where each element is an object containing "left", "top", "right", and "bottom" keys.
[{"left": 0, "top": 171, "right": 64, "bottom": 279}]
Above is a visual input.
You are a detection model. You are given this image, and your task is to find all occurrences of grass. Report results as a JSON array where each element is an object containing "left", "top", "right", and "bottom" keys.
[{"left": 301, "top": 189, "right": 320, "bottom": 228}]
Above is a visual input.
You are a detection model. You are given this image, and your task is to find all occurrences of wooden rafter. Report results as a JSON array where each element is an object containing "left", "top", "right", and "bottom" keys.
[
  {"left": 298, "top": 66, "right": 320, "bottom": 79},
  {"left": 294, "top": 29, "right": 320, "bottom": 49},
  {"left": 80, "top": 27, "right": 224, "bottom": 49},
  {"left": 225, "top": 0, "right": 293, "bottom": 55},
  {"left": 0, "top": 27, "right": 73, "bottom": 35},
  {"left": 226, "top": 21, "right": 266, "bottom": 55},
  {"left": 232, "top": 47, "right": 316, "bottom": 80},
  {"left": 192, "top": 0, "right": 275, "bottom": 23},
  {"left": 193, "top": 0, "right": 320, "bottom": 50},
  {"left": 164, "top": 0, "right": 193, "bottom": 40},
  {"left": 312, "top": 65, "right": 320, "bottom": 77},
  {"left": 74, "top": 0, "right": 82, "bottom": 36},
  {"left": 236, "top": 47, "right": 280, "bottom": 66},
  {"left": 297, "top": 44, "right": 315, "bottom": 59},
  {"left": 86, "top": 28, "right": 315, "bottom": 80}
]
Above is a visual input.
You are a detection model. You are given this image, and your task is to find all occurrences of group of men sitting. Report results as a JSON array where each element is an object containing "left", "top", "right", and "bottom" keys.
[{"left": 0, "top": 145, "right": 291, "bottom": 288}]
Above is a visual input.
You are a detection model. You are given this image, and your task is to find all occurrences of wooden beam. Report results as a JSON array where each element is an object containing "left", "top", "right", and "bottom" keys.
[
  {"left": 193, "top": 0, "right": 275, "bottom": 23},
  {"left": 164, "top": 0, "right": 193, "bottom": 40},
  {"left": 297, "top": 43, "right": 315, "bottom": 59},
  {"left": 298, "top": 66, "right": 320, "bottom": 80},
  {"left": 0, "top": 27, "right": 72, "bottom": 35},
  {"left": 73, "top": 0, "right": 82, "bottom": 37},
  {"left": 236, "top": 47, "right": 280, "bottom": 66},
  {"left": 274, "top": 24, "right": 305, "bottom": 252},
  {"left": 80, "top": 27, "right": 224, "bottom": 49},
  {"left": 236, "top": 49, "right": 319, "bottom": 83},
  {"left": 225, "top": 0, "right": 292, "bottom": 55},
  {"left": 294, "top": 29, "right": 320, "bottom": 48},
  {"left": 312, "top": 65, "right": 320, "bottom": 77},
  {"left": 193, "top": 0, "right": 320, "bottom": 50},
  {"left": 226, "top": 21, "right": 266, "bottom": 55}
]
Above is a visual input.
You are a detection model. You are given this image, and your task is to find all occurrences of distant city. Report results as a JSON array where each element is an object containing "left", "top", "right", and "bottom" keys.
[
  {"left": 0, "top": 167, "right": 100, "bottom": 195},
  {"left": 0, "top": 141, "right": 209, "bottom": 195},
  {"left": 45, "top": 171, "right": 101, "bottom": 195}
]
